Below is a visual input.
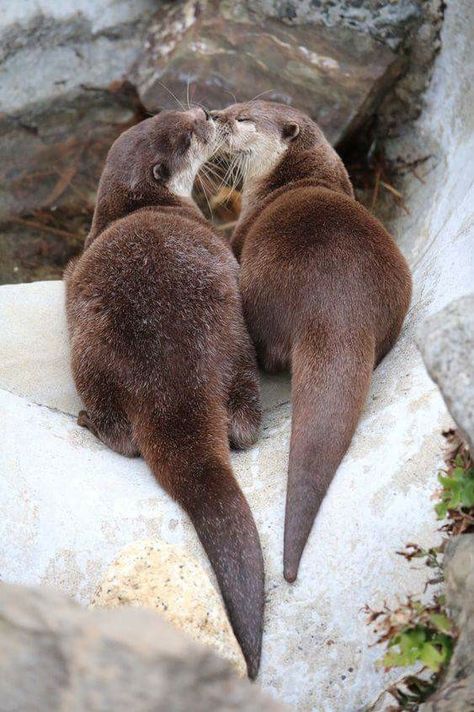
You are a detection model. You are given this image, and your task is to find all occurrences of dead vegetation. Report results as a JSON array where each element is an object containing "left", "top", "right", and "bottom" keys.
[
  {"left": 364, "top": 431, "right": 473, "bottom": 711},
  {"left": 0, "top": 206, "right": 91, "bottom": 283}
]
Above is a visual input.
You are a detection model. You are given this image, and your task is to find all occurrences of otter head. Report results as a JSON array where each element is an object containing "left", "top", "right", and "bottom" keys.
[
  {"left": 212, "top": 101, "right": 353, "bottom": 201},
  {"left": 212, "top": 101, "right": 316, "bottom": 181},
  {"left": 88, "top": 107, "right": 216, "bottom": 244}
]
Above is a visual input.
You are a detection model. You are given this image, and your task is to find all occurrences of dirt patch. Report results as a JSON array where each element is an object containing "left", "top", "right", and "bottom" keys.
[{"left": 0, "top": 207, "right": 92, "bottom": 284}]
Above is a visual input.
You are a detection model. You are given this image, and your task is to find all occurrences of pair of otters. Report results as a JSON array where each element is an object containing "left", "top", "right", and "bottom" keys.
[{"left": 65, "top": 102, "right": 411, "bottom": 678}]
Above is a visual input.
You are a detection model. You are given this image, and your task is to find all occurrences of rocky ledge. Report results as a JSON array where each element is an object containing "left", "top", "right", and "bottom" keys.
[
  {"left": 0, "top": 1, "right": 473, "bottom": 710},
  {"left": 420, "top": 534, "right": 474, "bottom": 711},
  {"left": 0, "top": 581, "right": 284, "bottom": 711}
]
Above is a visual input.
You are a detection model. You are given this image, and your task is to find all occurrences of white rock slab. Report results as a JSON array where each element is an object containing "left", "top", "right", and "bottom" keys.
[
  {"left": 0, "top": 281, "right": 81, "bottom": 415},
  {"left": 0, "top": 289, "right": 451, "bottom": 712},
  {"left": 0, "top": 4, "right": 473, "bottom": 711}
]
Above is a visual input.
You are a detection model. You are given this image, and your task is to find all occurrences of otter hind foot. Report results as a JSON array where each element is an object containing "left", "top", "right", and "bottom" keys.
[
  {"left": 228, "top": 375, "right": 262, "bottom": 450},
  {"left": 77, "top": 409, "right": 139, "bottom": 458},
  {"left": 77, "top": 410, "right": 98, "bottom": 435}
]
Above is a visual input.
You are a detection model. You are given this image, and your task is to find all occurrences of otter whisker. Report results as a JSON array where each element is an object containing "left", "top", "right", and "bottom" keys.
[
  {"left": 186, "top": 78, "right": 191, "bottom": 110},
  {"left": 210, "top": 142, "right": 228, "bottom": 164},
  {"left": 218, "top": 155, "right": 236, "bottom": 189},
  {"left": 231, "top": 151, "right": 248, "bottom": 192},
  {"left": 201, "top": 162, "right": 225, "bottom": 184},
  {"left": 196, "top": 173, "right": 214, "bottom": 220},
  {"left": 223, "top": 88, "right": 238, "bottom": 104},
  {"left": 229, "top": 156, "right": 243, "bottom": 190},
  {"left": 157, "top": 81, "right": 185, "bottom": 110},
  {"left": 219, "top": 154, "right": 241, "bottom": 191},
  {"left": 208, "top": 144, "right": 227, "bottom": 164},
  {"left": 231, "top": 159, "right": 242, "bottom": 193},
  {"left": 248, "top": 89, "right": 275, "bottom": 103},
  {"left": 199, "top": 164, "right": 223, "bottom": 192},
  {"left": 225, "top": 160, "right": 240, "bottom": 199},
  {"left": 191, "top": 99, "right": 213, "bottom": 114}
]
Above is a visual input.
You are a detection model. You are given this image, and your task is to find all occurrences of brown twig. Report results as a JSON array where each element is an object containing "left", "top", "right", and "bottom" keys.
[
  {"left": 371, "top": 165, "right": 381, "bottom": 210},
  {"left": 8, "top": 216, "right": 83, "bottom": 241},
  {"left": 45, "top": 165, "right": 78, "bottom": 206},
  {"left": 411, "top": 166, "right": 426, "bottom": 184},
  {"left": 380, "top": 181, "right": 403, "bottom": 199},
  {"left": 215, "top": 220, "right": 238, "bottom": 231},
  {"left": 380, "top": 180, "right": 410, "bottom": 215}
]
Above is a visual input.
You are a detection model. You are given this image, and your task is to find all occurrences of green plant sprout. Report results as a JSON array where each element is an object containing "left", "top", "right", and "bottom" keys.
[
  {"left": 365, "top": 430, "right": 473, "bottom": 711},
  {"left": 368, "top": 596, "right": 455, "bottom": 672},
  {"left": 435, "top": 438, "right": 474, "bottom": 533}
]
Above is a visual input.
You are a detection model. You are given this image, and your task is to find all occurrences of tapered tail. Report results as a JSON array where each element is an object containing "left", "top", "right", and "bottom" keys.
[
  {"left": 135, "top": 417, "right": 264, "bottom": 678},
  {"left": 284, "top": 329, "right": 375, "bottom": 583}
]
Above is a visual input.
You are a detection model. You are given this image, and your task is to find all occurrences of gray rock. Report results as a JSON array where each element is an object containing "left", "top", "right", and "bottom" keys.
[
  {"left": 132, "top": 0, "right": 401, "bottom": 145},
  {"left": 0, "top": 581, "right": 285, "bottom": 712},
  {"left": 252, "top": 0, "right": 445, "bottom": 157},
  {"left": 234, "top": 1, "right": 444, "bottom": 137},
  {"left": 250, "top": 0, "right": 424, "bottom": 49},
  {"left": 420, "top": 534, "right": 474, "bottom": 711},
  {"left": 0, "top": 0, "right": 438, "bottom": 224},
  {"left": 0, "top": 1, "right": 157, "bottom": 219},
  {"left": 443, "top": 535, "right": 474, "bottom": 621},
  {"left": 416, "top": 295, "right": 474, "bottom": 451}
]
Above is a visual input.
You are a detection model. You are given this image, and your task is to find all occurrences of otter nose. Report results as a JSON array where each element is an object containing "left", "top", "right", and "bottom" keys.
[
  {"left": 189, "top": 106, "right": 210, "bottom": 121},
  {"left": 209, "top": 110, "right": 223, "bottom": 122}
]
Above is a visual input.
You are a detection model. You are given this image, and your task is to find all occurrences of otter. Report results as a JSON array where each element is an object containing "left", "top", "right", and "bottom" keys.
[
  {"left": 64, "top": 108, "right": 264, "bottom": 677},
  {"left": 212, "top": 101, "right": 412, "bottom": 583}
]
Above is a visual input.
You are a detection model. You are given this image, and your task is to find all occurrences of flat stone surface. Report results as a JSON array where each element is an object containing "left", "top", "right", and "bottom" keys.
[
  {"left": 133, "top": 0, "right": 400, "bottom": 145},
  {"left": 0, "top": 281, "right": 454, "bottom": 711},
  {"left": 0, "top": 280, "right": 81, "bottom": 415},
  {"left": 91, "top": 538, "right": 247, "bottom": 676}
]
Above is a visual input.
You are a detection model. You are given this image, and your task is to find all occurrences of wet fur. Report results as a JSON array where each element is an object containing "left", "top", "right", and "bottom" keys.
[
  {"left": 64, "top": 111, "right": 264, "bottom": 677},
  {"left": 215, "top": 101, "right": 412, "bottom": 582}
]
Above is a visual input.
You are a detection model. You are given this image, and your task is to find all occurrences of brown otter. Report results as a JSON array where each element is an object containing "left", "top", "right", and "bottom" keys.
[
  {"left": 212, "top": 101, "right": 412, "bottom": 583},
  {"left": 64, "top": 108, "right": 264, "bottom": 677}
]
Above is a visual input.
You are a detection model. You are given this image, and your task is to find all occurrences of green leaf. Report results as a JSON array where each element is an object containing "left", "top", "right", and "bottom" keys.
[
  {"left": 429, "top": 613, "right": 453, "bottom": 633},
  {"left": 419, "top": 642, "right": 445, "bottom": 671},
  {"left": 460, "top": 478, "right": 474, "bottom": 507}
]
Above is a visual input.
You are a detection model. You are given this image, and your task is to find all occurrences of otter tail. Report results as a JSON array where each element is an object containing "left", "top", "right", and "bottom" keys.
[
  {"left": 284, "top": 328, "right": 375, "bottom": 583},
  {"left": 134, "top": 414, "right": 264, "bottom": 679}
]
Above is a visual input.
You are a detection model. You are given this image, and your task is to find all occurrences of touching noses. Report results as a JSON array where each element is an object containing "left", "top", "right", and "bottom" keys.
[
  {"left": 209, "top": 110, "right": 228, "bottom": 124},
  {"left": 189, "top": 106, "right": 210, "bottom": 121},
  {"left": 208, "top": 111, "right": 232, "bottom": 135}
]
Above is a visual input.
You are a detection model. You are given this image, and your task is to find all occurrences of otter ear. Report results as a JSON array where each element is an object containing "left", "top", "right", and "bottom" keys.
[
  {"left": 152, "top": 161, "right": 170, "bottom": 183},
  {"left": 282, "top": 122, "right": 300, "bottom": 142}
]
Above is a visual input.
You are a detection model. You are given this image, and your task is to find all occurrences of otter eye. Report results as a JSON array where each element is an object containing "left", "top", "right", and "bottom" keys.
[
  {"left": 236, "top": 117, "right": 252, "bottom": 123},
  {"left": 152, "top": 162, "right": 170, "bottom": 182}
]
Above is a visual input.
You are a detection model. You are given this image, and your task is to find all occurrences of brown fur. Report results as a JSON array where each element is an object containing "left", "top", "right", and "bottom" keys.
[
  {"left": 213, "top": 101, "right": 412, "bottom": 582},
  {"left": 64, "top": 109, "right": 264, "bottom": 677}
]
